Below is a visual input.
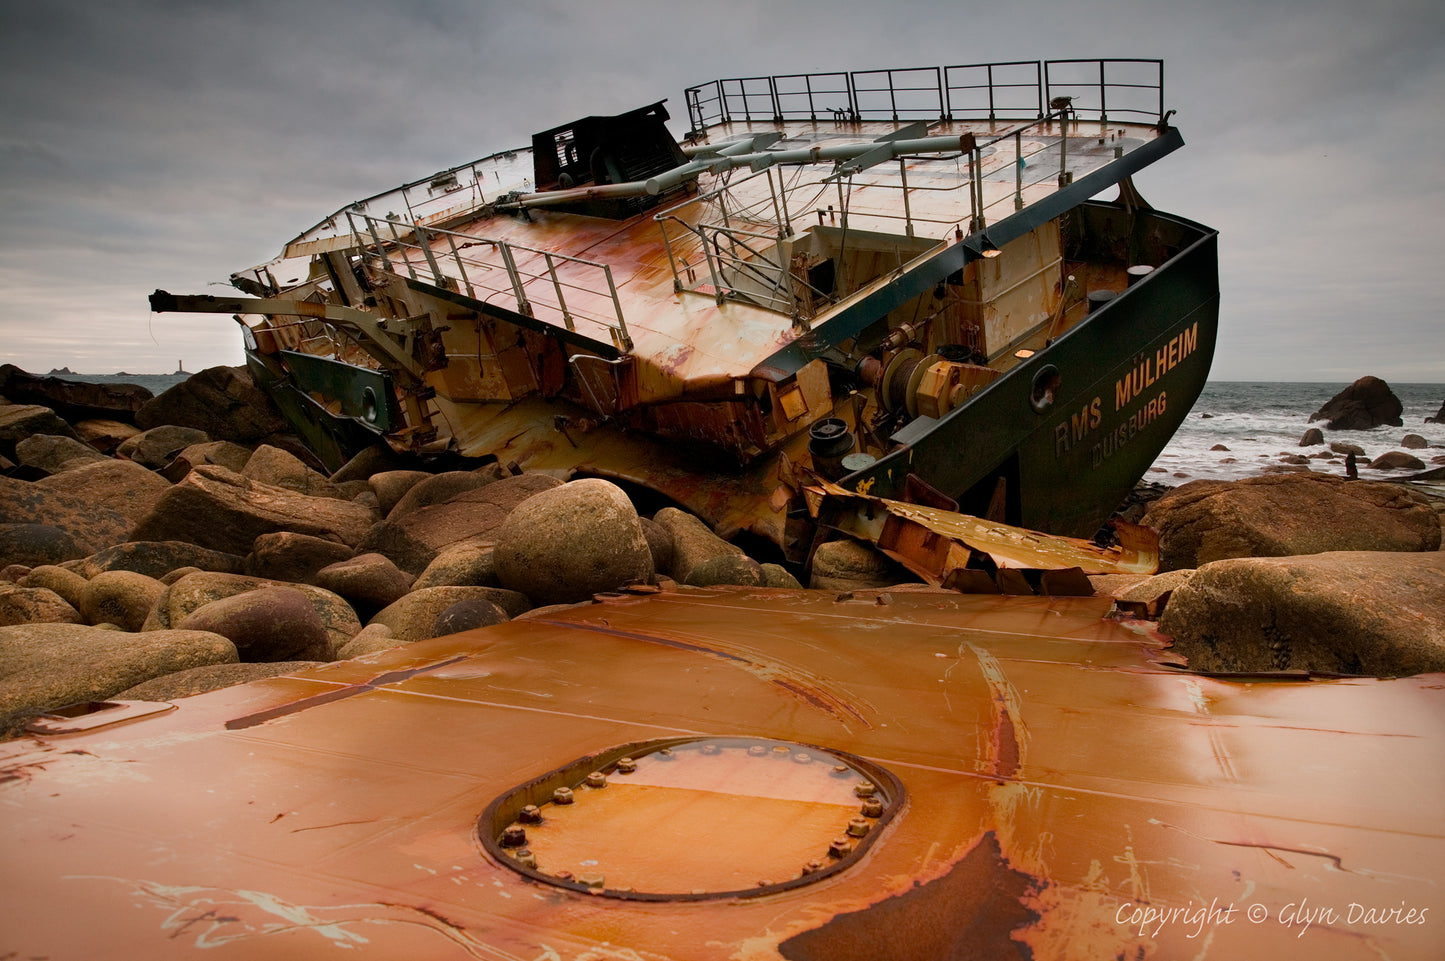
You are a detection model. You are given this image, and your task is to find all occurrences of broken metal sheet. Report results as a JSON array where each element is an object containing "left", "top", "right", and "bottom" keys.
[
  {"left": 805, "top": 477, "right": 1159, "bottom": 591},
  {"left": 1, "top": 587, "right": 1440, "bottom": 959}
]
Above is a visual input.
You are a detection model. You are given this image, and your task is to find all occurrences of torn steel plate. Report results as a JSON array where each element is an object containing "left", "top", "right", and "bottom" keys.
[
  {"left": 805, "top": 477, "right": 1159, "bottom": 592},
  {"left": 1, "top": 586, "right": 1440, "bottom": 959}
]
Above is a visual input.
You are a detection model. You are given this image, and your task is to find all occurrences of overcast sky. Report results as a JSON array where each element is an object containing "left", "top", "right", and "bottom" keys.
[{"left": 2, "top": 0, "right": 1441, "bottom": 383}]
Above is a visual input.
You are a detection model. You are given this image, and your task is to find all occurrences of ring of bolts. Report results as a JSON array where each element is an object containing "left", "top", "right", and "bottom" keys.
[{"left": 497, "top": 745, "right": 888, "bottom": 890}]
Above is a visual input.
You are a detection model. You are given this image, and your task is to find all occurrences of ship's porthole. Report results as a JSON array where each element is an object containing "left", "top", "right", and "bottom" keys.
[
  {"left": 1030, "top": 365, "right": 1061, "bottom": 413},
  {"left": 360, "top": 387, "right": 379, "bottom": 424},
  {"left": 479, "top": 736, "right": 903, "bottom": 900}
]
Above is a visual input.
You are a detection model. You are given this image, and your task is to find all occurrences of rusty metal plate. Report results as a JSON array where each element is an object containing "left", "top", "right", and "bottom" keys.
[{"left": 1, "top": 586, "right": 1441, "bottom": 959}]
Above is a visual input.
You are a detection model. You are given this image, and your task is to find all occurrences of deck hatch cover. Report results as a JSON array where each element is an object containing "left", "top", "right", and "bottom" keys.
[{"left": 480, "top": 736, "right": 903, "bottom": 900}]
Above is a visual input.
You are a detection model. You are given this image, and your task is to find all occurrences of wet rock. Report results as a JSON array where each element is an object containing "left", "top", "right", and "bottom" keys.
[
  {"left": 77, "top": 541, "right": 246, "bottom": 580},
  {"left": 1367, "top": 451, "right": 1426, "bottom": 471},
  {"left": 134, "top": 365, "right": 288, "bottom": 442},
  {"left": 386, "top": 468, "right": 504, "bottom": 519},
  {"left": 336, "top": 623, "right": 403, "bottom": 660},
  {"left": 1086, "top": 573, "right": 1151, "bottom": 597},
  {"left": 0, "top": 523, "right": 84, "bottom": 569},
  {"left": 117, "top": 660, "right": 325, "bottom": 700},
  {"left": 1209, "top": 443, "right": 1230, "bottom": 452},
  {"left": 72, "top": 419, "right": 141, "bottom": 454},
  {"left": 760, "top": 563, "right": 803, "bottom": 589},
  {"left": 161, "top": 440, "right": 257, "bottom": 482},
  {"left": 810, "top": 539, "right": 900, "bottom": 591},
  {"left": 242, "top": 444, "right": 345, "bottom": 498},
  {"left": 0, "top": 405, "right": 78, "bottom": 450},
  {"left": 1329, "top": 441, "right": 1366, "bottom": 457},
  {"left": 1298, "top": 427, "right": 1324, "bottom": 446},
  {"left": 117, "top": 424, "right": 211, "bottom": 469},
  {"left": 651, "top": 507, "right": 751, "bottom": 586},
  {"left": 18, "top": 565, "right": 88, "bottom": 609},
  {"left": 244, "top": 532, "right": 354, "bottom": 584},
  {"left": 178, "top": 586, "right": 333, "bottom": 661},
  {"left": 370, "top": 586, "right": 527, "bottom": 643},
  {"left": 314, "top": 553, "right": 414, "bottom": 612},
  {"left": 130, "top": 465, "right": 377, "bottom": 555},
  {"left": 1159, "top": 551, "right": 1445, "bottom": 676},
  {"left": 34, "top": 459, "right": 172, "bottom": 524},
  {"left": 0, "top": 624, "right": 238, "bottom": 723},
  {"left": 411, "top": 540, "right": 500, "bottom": 590},
  {"left": 146, "top": 572, "right": 360, "bottom": 654},
  {"left": 0, "top": 366, "right": 152, "bottom": 422},
  {"left": 0, "top": 586, "right": 83, "bottom": 626},
  {"left": 1308, "top": 376, "right": 1403, "bottom": 430},
  {"left": 638, "top": 516, "right": 675, "bottom": 576},
  {"left": 1401, "top": 434, "right": 1429, "bottom": 450},
  {"left": 329, "top": 443, "right": 414, "bottom": 484},
  {"left": 1140, "top": 473, "right": 1441, "bottom": 571},
  {"left": 14, "top": 434, "right": 109, "bottom": 474},
  {"left": 433, "top": 599, "right": 509, "bottom": 636},
  {"left": 369, "top": 470, "right": 434, "bottom": 517},
  {"left": 494, "top": 479, "right": 652, "bottom": 604},
  {"left": 78, "top": 570, "right": 166, "bottom": 632},
  {"left": 1278, "top": 453, "right": 1309, "bottom": 465},
  {"left": 359, "top": 473, "right": 563, "bottom": 574}
]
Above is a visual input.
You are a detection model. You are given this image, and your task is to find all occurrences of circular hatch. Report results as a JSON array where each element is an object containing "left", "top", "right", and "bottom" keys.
[{"left": 479, "top": 736, "right": 903, "bottom": 900}]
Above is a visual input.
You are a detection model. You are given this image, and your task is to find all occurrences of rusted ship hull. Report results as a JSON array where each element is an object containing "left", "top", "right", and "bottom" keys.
[{"left": 3, "top": 588, "right": 1439, "bottom": 958}]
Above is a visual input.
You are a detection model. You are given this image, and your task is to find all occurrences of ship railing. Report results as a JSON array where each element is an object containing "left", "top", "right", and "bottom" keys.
[
  {"left": 343, "top": 211, "right": 633, "bottom": 352},
  {"left": 685, "top": 59, "right": 1163, "bottom": 133}
]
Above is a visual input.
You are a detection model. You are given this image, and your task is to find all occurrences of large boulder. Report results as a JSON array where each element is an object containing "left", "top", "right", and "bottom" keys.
[
  {"left": 116, "top": 425, "right": 211, "bottom": 469},
  {"left": 0, "top": 523, "right": 84, "bottom": 569},
  {"left": 0, "top": 623, "right": 237, "bottom": 723},
  {"left": 178, "top": 586, "right": 333, "bottom": 661},
  {"left": 34, "top": 459, "right": 173, "bottom": 524},
  {"left": 335, "top": 623, "right": 403, "bottom": 660},
  {"left": 241, "top": 444, "right": 345, "bottom": 499},
  {"left": 117, "top": 660, "right": 326, "bottom": 700},
  {"left": 134, "top": 365, "right": 288, "bottom": 442},
  {"left": 493, "top": 479, "right": 653, "bottom": 604},
  {"left": 1368, "top": 451, "right": 1427, "bottom": 471},
  {"left": 358, "top": 472, "right": 563, "bottom": 574},
  {"left": 0, "top": 476, "right": 131, "bottom": 554},
  {"left": 18, "top": 565, "right": 88, "bottom": 609},
  {"left": 129, "top": 465, "right": 377, "bottom": 555},
  {"left": 145, "top": 571, "right": 361, "bottom": 653},
  {"left": 1426, "top": 400, "right": 1445, "bottom": 425},
  {"left": 1140, "top": 473, "right": 1441, "bottom": 571},
  {"left": 369, "top": 470, "right": 433, "bottom": 517},
  {"left": 244, "top": 532, "right": 354, "bottom": 584},
  {"left": 1308, "top": 376, "right": 1404, "bottom": 430},
  {"left": 1159, "top": 551, "right": 1445, "bottom": 676},
  {"left": 369, "top": 586, "right": 526, "bottom": 643},
  {"left": 77, "top": 570, "right": 167, "bottom": 632},
  {"left": 810, "top": 538, "right": 900, "bottom": 591},
  {"left": 385, "top": 468, "right": 504, "bottom": 519},
  {"left": 14, "top": 434, "right": 109, "bottom": 474},
  {"left": 651, "top": 508, "right": 757, "bottom": 586},
  {"left": 0, "top": 365, "right": 152, "bottom": 422},
  {"left": 0, "top": 585, "right": 83, "bottom": 627},
  {"left": 76, "top": 541, "right": 246, "bottom": 579},
  {"left": 314, "top": 553, "right": 414, "bottom": 612},
  {"left": 72, "top": 419, "right": 141, "bottom": 454},
  {"left": 0, "top": 404, "right": 78, "bottom": 451},
  {"left": 411, "top": 540, "right": 500, "bottom": 590}
]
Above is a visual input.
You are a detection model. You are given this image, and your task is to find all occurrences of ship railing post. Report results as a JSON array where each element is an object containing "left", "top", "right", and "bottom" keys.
[
  {"left": 1014, "top": 130, "right": 1024, "bottom": 210},
  {"left": 543, "top": 252, "right": 574, "bottom": 332},
  {"left": 385, "top": 218, "right": 419, "bottom": 282},
  {"left": 496, "top": 241, "right": 533, "bottom": 317},
  {"left": 1098, "top": 59, "right": 1109, "bottom": 129},
  {"left": 805, "top": 73, "right": 816, "bottom": 120},
  {"left": 899, "top": 158, "right": 914, "bottom": 238},
  {"left": 412, "top": 220, "right": 446, "bottom": 288},
  {"left": 361, "top": 214, "right": 395, "bottom": 275},
  {"left": 602, "top": 265, "right": 631, "bottom": 351},
  {"left": 657, "top": 218, "right": 684, "bottom": 293},
  {"left": 700, "top": 227, "right": 725, "bottom": 305},
  {"left": 444, "top": 232, "right": 476, "bottom": 299},
  {"left": 1058, "top": 107, "right": 1070, "bottom": 187},
  {"left": 767, "top": 168, "right": 790, "bottom": 238}
]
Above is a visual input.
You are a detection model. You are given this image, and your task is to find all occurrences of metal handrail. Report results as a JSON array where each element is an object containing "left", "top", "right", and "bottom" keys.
[
  {"left": 344, "top": 211, "right": 632, "bottom": 351},
  {"left": 686, "top": 59, "right": 1164, "bottom": 133}
]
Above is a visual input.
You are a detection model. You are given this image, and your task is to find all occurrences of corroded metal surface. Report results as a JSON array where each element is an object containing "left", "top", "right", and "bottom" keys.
[{"left": 2, "top": 587, "right": 1440, "bottom": 958}]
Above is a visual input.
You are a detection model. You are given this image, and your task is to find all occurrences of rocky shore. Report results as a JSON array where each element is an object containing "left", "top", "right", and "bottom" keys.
[{"left": 3, "top": 366, "right": 1444, "bottom": 736}]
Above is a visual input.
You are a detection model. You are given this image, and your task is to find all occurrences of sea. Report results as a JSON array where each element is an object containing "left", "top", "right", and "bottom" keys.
[
  {"left": 1150, "top": 382, "right": 1445, "bottom": 485},
  {"left": 40, "top": 372, "right": 1445, "bottom": 486}
]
